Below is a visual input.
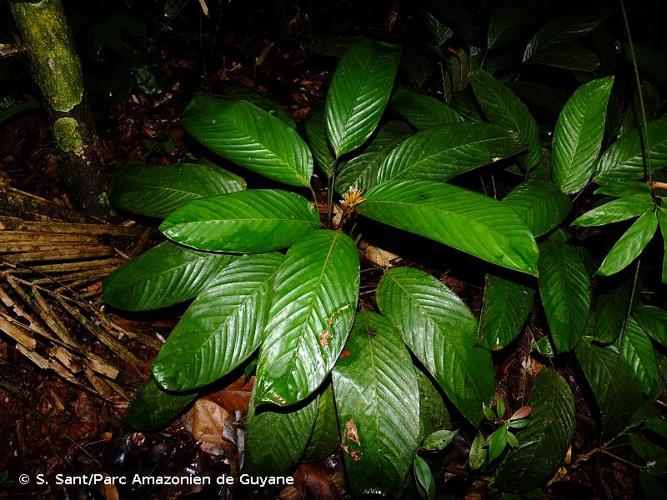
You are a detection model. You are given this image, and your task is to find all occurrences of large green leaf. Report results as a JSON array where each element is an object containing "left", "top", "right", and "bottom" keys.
[
  {"left": 244, "top": 390, "right": 318, "bottom": 475},
  {"left": 573, "top": 194, "right": 654, "bottom": 227},
  {"left": 597, "top": 211, "right": 658, "bottom": 276},
  {"left": 376, "top": 123, "right": 525, "bottom": 183},
  {"left": 530, "top": 43, "right": 600, "bottom": 73},
  {"left": 335, "top": 121, "right": 412, "bottom": 193},
  {"left": 357, "top": 180, "right": 539, "bottom": 275},
  {"left": 470, "top": 68, "right": 541, "bottom": 169},
  {"left": 552, "top": 77, "right": 614, "bottom": 194},
  {"left": 522, "top": 4, "right": 610, "bottom": 61},
  {"left": 110, "top": 163, "right": 245, "bottom": 219},
  {"left": 376, "top": 267, "right": 494, "bottom": 424},
  {"left": 325, "top": 39, "right": 401, "bottom": 157},
  {"left": 417, "top": 369, "right": 451, "bottom": 439},
  {"left": 618, "top": 318, "right": 660, "bottom": 396},
  {"left": 659, "top": 209, "right": 667, "bottom": 284},
  {"left": 151, "top": 253, "right": 283, "bottom": 391},
  {"left": 479, "top": 273, "right": 535, "bottom": 351},
  {"left": 224, "top": 85, "right": 296, "bottom": 128},
  {"left": 595, "top": 118, "right": 667, "bottom": 183},
  {"left": 125, "top": 377, "right": 197, "bottom": 432},
  {"left": 495, "top": 369, "right": 575, "bottom": 493},
  {"left": 182, "top": 96, "right": 312, "bottom": 186},
  {"left": 487, "top": 0, "right": 549, "bottom": 50},
  {"left": 503, "top": 180, "right": 572, "bottom": 236},
  {"left": 390, "top": 88, "right": 463, "bottom": 130},
  {"left": 103, "top": 242, "right": 235, "bottom": 311},
  {"left": 255, "top": 230, "right": 360, "bottom": 406},
  {"left": 576, "top": 338, "right": 644, "bottom": 437},
  {"left": 634, "top": 305, "right": 667, "bottom": 348},
  {"left": 303, "top": 103, "right": 335, "bottom": 177},
  {"left": 303, "top": 382, "right": 340, "bottom": 462},
  {"left": 538, "top": 241, "right": 592, "bottom": 352},
  {"left": 594, "top": 279, "right": 635, "bottom": 344},
  {"left": 160, "top": 189, "right": 320, "bottom": 252},
  {"left": 332, "top": 312, "right": 420, "bottom": 496}
]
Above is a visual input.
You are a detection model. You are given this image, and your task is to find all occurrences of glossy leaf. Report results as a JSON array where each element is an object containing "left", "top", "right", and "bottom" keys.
[
  {"left": 414, "top": 455, "right": 436, "bottom": 500},
  {"left": 488, "top": 426, "right": 508, "bottom": 463},
  {"left": 110, "top": 163, "right": 245, "bottom": 218},
  {"left": 423, "top": 429, "right": 457, "bottom": 451},
  {"left": 421, "top": 9, "right": 454, "bottom": 47},
  {"left": 376, "top": 123, "right": 525, "bottom": 183},
  {"left": 125, "top": 378, "right": 197, "bottom": 432},
  {"left": 417, "top": 370, "right": 451, "bottom": 439},
  {"left": 358, "top": 180, "right": 539, "bottom": 275},
  {"left": 332, "top": 312, "right": 420, "bottom": 496},
  {"left": 182, "top": 96, "right": 312, "bottom": 186},
  {"left": 303, "top": 383, "right": 340, "bottom": 462},
  {"left": 470, "top": 68, "right": 541, "bottom": 169},
  {"left": 151, "top": 253, "right": 283, "bottom": 391},
  {"left": 390, "top": 88, "right": 463, "bottom": 130},
  {"left": 575, "top": 338, "right": 644, "bottom": 437},
  {"left": 255, "top": 230, "right": 360, "bottom": 406},
  {"left": 538, "top": 241, "right": 592, "bottom": 352},
  {"left": 469, "top": 433, "right": 487, "bottom": 470},
  {"left": 103, "top": 242, "right": 236, "bottom": 311},
  {"left": 597, "top": 211, "right": 658, "bottom": 276},
  {"left": 634, "top": 305, "right": 667, "bottom": 348},
  {"left": 595, "top": 118, "right": 667, "bottom": 183},
  {"left": 503, "top": 180, "right": 572, "bottom": 236},
  {"left": 479, "top": 273, "right": 535, "bottom": 351},
  {"left": 487, "top": 0, "right": 549, "bottom": 50},
  {"left": 325, "top": 39, "right": 401, "bottom": 157},
  {"left": 377, "top": 267, "right": 495, "bottom": 424},
  {"left": 244, "top": 391, "right": 318, "bottom": 475},
  {"left": 573, "top": 194, "right": 654, "bottom": 227},
  {"left": 594, "top": 279, "right": 635, "bottom": 344},
  {"left": 303, "top": 104, "right": 335, "bottom": 176},
  {"left": 530, "top": 43, "right": 600, "bottom": 72},
  {"left": 552, "top": 77, "right": 614, "bottom": 194},
  {"left": 224, "top": 85, "right": 296, "bottom": 128},
  {"left": 160, "top": 189, "right": 320, "bottom": 252},
  {"left": 335, "top": 121, "right": 412, "bottom": 192},
  {"left": 523, "top": 5, "right": 610, "bottom": 61},
  {"left": 618, "top": 318, "right": 659, "bottom": 396},
  {"left": 495, "top": 369, "right": 575, "bottom": 492}
]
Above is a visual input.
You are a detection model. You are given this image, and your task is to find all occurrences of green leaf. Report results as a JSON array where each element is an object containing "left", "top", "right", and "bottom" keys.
[
  {"left": 594, "top": 279, "right": 635, "bottom": 344},
  {"left": 377, "top": 267, "right": 495, "bottom": 424},
  {"left": 332, "top": 312, "right": 420, "bottom": 496},
  {"left": 470, "top": 68, "right": 541, "bottom": 169},
  {"left": 303, "top": 103, "right": 335, "bottom": 177},
  {"left": 390, "top": 88, "right": 463, "bottom": 130},
  {"left": 151, "top": 253, "right": 283, "bottom": 391},
  {"left": 595, "top": 118, "right": 667, "bottom": 184},
  {"left": 618, "top": 318, "right": 660, "bottom": 396},
  {"left": 303, "top": 382, "right": 340, "bottom": 462},
  {"left": 469, "top": 433, "right": 487, "bottom": 470},
  {"left": 125, "top": 377, "right": 197, "bottom": 432},
  {"left": 487, "top": 0, "right": 549, "bottom": 50},
  {"left": 488, "top": 426, "right": 508, "bottom": 463},
  {"left": 597, "top": 211, "right": 658, "bottom": 276},
  {"left": 552, "top": 76, "right": 614, "bottom": 194},
  {"left": 335, "top": 121, "right": 412, "bottom": 193},
  {"left": 244, "top": 390, "right": 318, "bottom": 475},
  {"left": 414, "top": 455, "right": 436, "bottom": 500},
  {"left": 594, "top": 181, "right": 651, "bottom": 198},
  {"left": 255, "top": 230, "right": 359, "bottom": 406},
  {"left": 224, "top": 85, "right": 296, "bottom": 128},
  {"left": 530, "top": 43, "right": 600, "bottom": 73},
  {"left": 479, "top": 273, "right": 535, "bottom": 351},
  {"left": 523, "top": 5, "right": 610, "bottom": 61},
  {"left": 325, "top": 39, "right": 401, "bottom": 157},
  {"left": 182, "top": 96, "right": 312, "bottom": 186},
  {"left": 573, "top": 194, "right": 654, "bottom": 227},
  {"left": 110, "top": 163, "right": 245, "bottom": 219},
  {"left": 497, "top": 398, "right": 506, "bottom": 419},
  {"left": 495, "top": 369, "right": 575, "bottom": 492},
  {"left": 483, "top": 402, "right": 496, "bottom": 422},
  {"left": 503, "top": 180, "right": 572, "bottom": 236},
  {"left": 103, "top": 242, "right": 235, "bottom": 311},
  {"left": 634, "top": 305, "right": 667, "bottom": 348},
  {"left": 358, "top": 180, "right": 539, "bottom": 275},
  {"left": 423, "top": 429, "right": 457, "bottom": 451},
  {"left": 506, "top": 431, "right": 519, "bottom": 448},
  {"left": 421, "top": 9, "right": 454, "bottom": 47},
  {"left": 160, "top": 189, "right": 320, "bottom": 252},
  {"left": 417, "top": 369, "right": 452, "bottom": 440},
  {"left": 575, "top": 338, "right": 644, "bottom": 437},
  {"left": 0, "top": 100, "right": 39, "bottom": 126},
  {"left": 376, "top": 123, "right": 525, "bottom": 183},
  {"left": 658, "top": 209, "right": 667, "bottom": 285},
  {"left": 538, "top": 241, "right": 592, "bottom": 352}
]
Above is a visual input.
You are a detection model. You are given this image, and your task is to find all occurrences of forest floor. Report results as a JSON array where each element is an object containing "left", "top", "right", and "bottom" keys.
[{"left": 0, "top": 3, "right": 646, "bottom": 499}]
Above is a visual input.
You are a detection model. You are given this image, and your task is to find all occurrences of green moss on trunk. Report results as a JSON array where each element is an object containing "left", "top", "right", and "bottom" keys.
[{"left": 53, "top": 117, "right": 83, "bottom": 153}]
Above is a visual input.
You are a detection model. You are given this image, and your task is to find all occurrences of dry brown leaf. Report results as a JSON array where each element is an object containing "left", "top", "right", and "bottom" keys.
[{"left": 184, "top": 399, "right": 232, "bottom": 456}]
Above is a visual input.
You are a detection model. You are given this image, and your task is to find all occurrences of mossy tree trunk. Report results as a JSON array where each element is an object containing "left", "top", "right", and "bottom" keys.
[{"left": 10, "top": 0, "right": 109, "bottom": 217}]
